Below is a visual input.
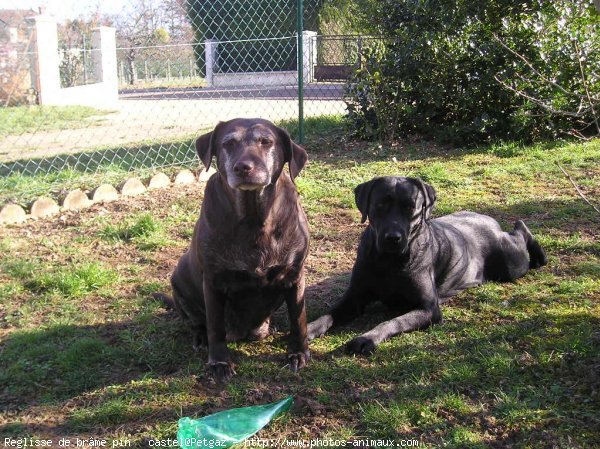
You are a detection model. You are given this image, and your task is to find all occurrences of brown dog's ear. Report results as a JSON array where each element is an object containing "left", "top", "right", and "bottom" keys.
[
  {"left": 277, "top": 127, "right": 308, "bottom": 181},
  {"left": 196, "top": 121, "right": 227, "bottom": 171},
  {"left": 410, "top": 178, "right": 437, "bottom": 221},
  {"left": 354, "top": 178, "right": 379, "bottom": 224},
  {"left": 289, "top": 141, "right": 308, "bottom": 181},
  {"left": 195, "top": 130, "right": 215, "bottom": 171}
]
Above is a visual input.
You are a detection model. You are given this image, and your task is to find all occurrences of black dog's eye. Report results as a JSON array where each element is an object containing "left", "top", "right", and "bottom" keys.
[
  {"left": 377, "top": 195, "right": 393, "bottom": 209},
  {"left": 259, "top": 137, "right": 273, "bottom": 146}
]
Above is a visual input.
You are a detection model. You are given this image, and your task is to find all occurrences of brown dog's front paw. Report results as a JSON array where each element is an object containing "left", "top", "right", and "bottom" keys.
[
  {"left": 208, "top": 361, "right": 236, "bottom": 383},
  {"left": 346, "top": 336, "right": 376, "bottom": 355},
  {"left": 192, "top": 333, "right": 208, "bottom": 352},
  {"left": 287, "top": 350, "right": 310, "bottom": 373}
]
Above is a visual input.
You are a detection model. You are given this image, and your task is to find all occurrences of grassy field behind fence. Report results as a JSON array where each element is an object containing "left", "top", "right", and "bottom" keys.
[{"left": 0, "top": 120, "right": 599, "bottom": 448}]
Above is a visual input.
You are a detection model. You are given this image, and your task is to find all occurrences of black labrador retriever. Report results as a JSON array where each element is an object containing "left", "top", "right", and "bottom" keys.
[
  {"left": 308, "top": 176, "right": 547, "bottom": 355},
  {"left": 167, "top": 118, "right": 310, "bottom": 381}
]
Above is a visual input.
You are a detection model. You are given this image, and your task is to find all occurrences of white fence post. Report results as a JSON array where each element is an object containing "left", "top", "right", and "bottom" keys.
[
  {"left": 26, "top": 15, "right": 118, "bottom": 107},
  {"left": 91, "top": 26, "right": 118, "bottom": 104},
  {"left": 302, "top": 31, "right": 317, "bottom": 84},
  {"left": 205, "top": 39, "right": 217, "bottom": 87},
  {"left": 26, "top": 14, "right": 60, "bottom": 104}
]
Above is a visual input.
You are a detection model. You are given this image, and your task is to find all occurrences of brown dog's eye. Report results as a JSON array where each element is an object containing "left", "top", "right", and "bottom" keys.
[
  {"left": 223, "top": 139, "right": 236, "bottom": 149},
  {"left": 259, "top": 138, "right": 273, "bottom": 146}
]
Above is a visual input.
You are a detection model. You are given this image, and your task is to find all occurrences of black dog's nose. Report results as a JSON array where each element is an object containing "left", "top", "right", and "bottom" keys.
[
  {"left": 234, "top": 161, "right": 254, "bottom": 175},
  {"left": 384, "top": 232, "right": 404, "bottom": 243}
]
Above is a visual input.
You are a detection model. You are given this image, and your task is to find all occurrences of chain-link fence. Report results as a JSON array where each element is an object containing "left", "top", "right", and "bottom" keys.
[{"left": 0, "top": 0, "right": 378, "bottom": 204}]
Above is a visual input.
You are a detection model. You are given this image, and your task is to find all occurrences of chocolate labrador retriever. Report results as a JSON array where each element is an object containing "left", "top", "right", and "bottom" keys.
[
  {"left": 308, "top": 176, "right": 547, "bottom": 355},
  {"left": 168, "top": 118, "right": 309, "bottom": 381}
]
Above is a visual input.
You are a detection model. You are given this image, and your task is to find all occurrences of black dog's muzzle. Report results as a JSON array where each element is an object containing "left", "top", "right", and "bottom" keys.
[{"left": 379, "top": 229, "right": 409, "bottom": 254}]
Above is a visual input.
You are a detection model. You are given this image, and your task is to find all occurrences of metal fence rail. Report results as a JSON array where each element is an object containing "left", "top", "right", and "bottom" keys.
[{"left": 0, "top": 0, "right": 376, "bottom": 204}]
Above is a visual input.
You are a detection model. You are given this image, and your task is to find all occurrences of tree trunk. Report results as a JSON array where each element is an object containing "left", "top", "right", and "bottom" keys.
[{"left": 127, "top": 49, "right": 137, "bottom": 85}]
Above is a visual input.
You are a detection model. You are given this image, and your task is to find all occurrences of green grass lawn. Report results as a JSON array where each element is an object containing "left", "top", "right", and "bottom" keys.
[
  {"left": 0, "top": 125, "right": 599, "bottom": 448},
  {"left": 0, "top": 105, "right": 111, "bottom": 137}
]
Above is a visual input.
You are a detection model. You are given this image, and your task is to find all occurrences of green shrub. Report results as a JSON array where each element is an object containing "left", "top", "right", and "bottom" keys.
[{"left": 345, "top": 0, "right": 600, "bottom": 144}]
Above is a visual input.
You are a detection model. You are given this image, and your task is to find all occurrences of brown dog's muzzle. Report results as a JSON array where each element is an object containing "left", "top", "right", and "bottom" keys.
[
  {"left": 233, "top": 159, "right": 254, "bottom": 176},
  {"left": 227, "top": 149, "right": 270, "bottom": 191}
]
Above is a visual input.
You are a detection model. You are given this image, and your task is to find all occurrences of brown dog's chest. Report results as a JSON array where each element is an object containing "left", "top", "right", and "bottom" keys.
[
  {"left": 197, "top": 172, "right": 308, "bottom": 294},
  {"left": 204, "top": 229, "right": 305, "bottom": 293},
  {"left": 213, "top": 264, "right": 296, "bottom": 294}
]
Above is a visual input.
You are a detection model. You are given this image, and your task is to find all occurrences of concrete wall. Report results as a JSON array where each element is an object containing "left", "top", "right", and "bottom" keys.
[
  {"left": 206, "top": 31, "right": 318, "bottom": 88},
  {"left": 212, "top": 71, "right": 298, "bottom": 88},
  {"left": 27, "top": 15, "right": 118, "bottom": 107}
]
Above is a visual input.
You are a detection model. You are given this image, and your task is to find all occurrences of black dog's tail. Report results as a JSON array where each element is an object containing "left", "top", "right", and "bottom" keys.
[
  {"left": 151, "top": 292, "right": 176, "bottom": 310},
  {"left": 514, "top": 220, "right": 548, "bottom": 269}
]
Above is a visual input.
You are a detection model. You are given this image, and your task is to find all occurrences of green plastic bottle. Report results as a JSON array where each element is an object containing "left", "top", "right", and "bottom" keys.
[{"left": 177, "top": 396, "right": 293, "bottom": 448}]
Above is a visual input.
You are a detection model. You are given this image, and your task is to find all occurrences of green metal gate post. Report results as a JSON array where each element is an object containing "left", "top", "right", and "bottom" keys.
[{"left": 297, "top": 0, "right": 304, "bottom": 144}]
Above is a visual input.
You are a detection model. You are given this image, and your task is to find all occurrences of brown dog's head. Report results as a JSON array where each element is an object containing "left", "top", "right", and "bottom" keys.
[
  {"left": 195, "top": 118, "right": 308, "bottom": 191},
  {"left": 354, "top": 176, "right": 437, "bottom": 254}
]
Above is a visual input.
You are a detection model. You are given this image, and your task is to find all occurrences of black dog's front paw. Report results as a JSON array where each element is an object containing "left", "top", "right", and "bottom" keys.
[
  {"left": 307, "top": 315, "right": 333, "bottom": 341},
  {"left": 346, "top": 336, "right": 376, "bottom": 355},
  {"left": 208, "top": 361, "right": 236, "bottom": 383},
  {"left": 287, "top": 350, "right": 310, "bottom": 373}
]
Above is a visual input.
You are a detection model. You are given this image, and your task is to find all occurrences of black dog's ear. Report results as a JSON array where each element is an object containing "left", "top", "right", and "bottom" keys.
[
  {"left": 277, "top": 127, "right": 308, "bottom": 181},
  {"left": 422, "top": 181, "right": 437, "bottom": 220},
  {"left": 411, "top": 178, "right": 437, "bottom": 221},
  {"left": 354, "top": 178, "right": 379, "bottom": 224}
]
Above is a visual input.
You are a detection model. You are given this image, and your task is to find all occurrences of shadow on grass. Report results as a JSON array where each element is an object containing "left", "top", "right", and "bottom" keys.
[
  {"left": 473, "top": 198, "right": 600, "bottom": 244},
  {"left": 0, "top": 139, "right": 197, "bottom": 179},
  {"left": 1, "top": 272, "right": 598, "bottom": 445},
  {"left": 0, "top": 274, "right": 348, "bottom": 419},
  {"left": 0, "top": 136, "right": 204, "bottom": 205},
  {"left": 304, "top": 129, "right": 596, "bottom": 169},
  {"left": 1, "top": 192, "right": 598, "bottom": 443},
  {"left": 266, "top": 309, "right": 599, "bottom": 447},
  {"left": 0, "top": 313, "right": 188, "bottom": 409}
]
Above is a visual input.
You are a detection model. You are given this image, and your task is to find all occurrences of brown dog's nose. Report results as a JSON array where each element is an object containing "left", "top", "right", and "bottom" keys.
[{"left": 233, "top": 160, "right": 254, "bottom": 175}]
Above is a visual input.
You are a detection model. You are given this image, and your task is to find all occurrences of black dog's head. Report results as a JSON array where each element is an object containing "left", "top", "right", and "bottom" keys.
[
  {"left": 354, "top": 176, "right": 437, "bottom": 254},
  {"left": 195, "top": 118, "right": 308, "bottom": 191}
]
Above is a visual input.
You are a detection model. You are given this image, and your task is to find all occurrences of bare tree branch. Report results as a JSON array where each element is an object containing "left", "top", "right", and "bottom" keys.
[
  {"left": 493, "top": 75, "right": 591, "bottom": 119},
  {"left": 491, "top": 32, "right": 575, "bottom": 98},
  {"left": 556, "top": 162, "right": 600, "bottom": 215}
]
